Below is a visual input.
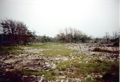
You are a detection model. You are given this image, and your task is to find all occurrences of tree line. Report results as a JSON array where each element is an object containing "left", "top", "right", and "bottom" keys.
[
  {"left": 55, "top": 28, "right": 91, "bottom": 43},
  {"left": 0, "top": 19, "right": 119, "bottom": 46}
]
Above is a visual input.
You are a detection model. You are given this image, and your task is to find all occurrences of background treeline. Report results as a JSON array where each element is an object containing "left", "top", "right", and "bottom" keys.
[
  {"left": 55, "top": 28, "right": 91, "bottom": 43},
  {"left": 0, "top": 19, "right": 119, "bottom": 46},
  {"left": 35, "top": 35, "right": 54, "bottom": 43},
  {"left": 35, "top": 28, "right": 91, "bottom": 43},
  {"left": 35, "top": 28, "right": 119, "bottom": 46}
]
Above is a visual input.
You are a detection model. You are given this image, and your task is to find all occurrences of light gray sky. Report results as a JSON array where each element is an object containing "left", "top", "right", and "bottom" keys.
[{"left": 0, "top": 0, "right": 119, "bottom": 37}]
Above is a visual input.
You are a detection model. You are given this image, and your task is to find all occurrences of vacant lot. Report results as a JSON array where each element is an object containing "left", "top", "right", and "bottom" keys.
[{"left": 0, "top": 43, "right": 119, "bottom": 82}]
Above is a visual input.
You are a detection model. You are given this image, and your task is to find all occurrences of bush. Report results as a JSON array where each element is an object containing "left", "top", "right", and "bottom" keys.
[
  {"left": 113, "top": 42, "right": 119, "bottom": 47},
  {"left": 93, "top": 48, "right": 102, "bottom": 51}
]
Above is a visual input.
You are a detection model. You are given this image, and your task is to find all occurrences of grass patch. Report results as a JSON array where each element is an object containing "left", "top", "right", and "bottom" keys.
[
  {"left": 42, "top": 49, "right": 71, "bottom": 57},
  {"left": 73, "top": 60, "right": 115, "bottom": 73},
  {"left": 57, "top": 60, "right": 71, "bottom": 71},
  {"left": 42, "top": 43, "right": 78, "bottom": 57},
  {"left": 0, "top": 46, "right": 23, "bottom": 55},
  {"left": 71, "top": 59, "right": 118, "bottom": 81},
  {"left": 20, "top": 69, "right": 57, "bottom": 81},
  {"left": 25, "top": 42, "right": 60, "bottom": 49}
]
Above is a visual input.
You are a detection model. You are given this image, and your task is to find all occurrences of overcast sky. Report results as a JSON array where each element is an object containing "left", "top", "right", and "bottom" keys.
[{"left": 0, "top": 0, "right": 119, "bottom": 37}]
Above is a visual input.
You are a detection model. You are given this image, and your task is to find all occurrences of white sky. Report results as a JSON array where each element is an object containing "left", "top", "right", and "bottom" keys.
[{"left": 0, "top": 0, "right": 119, "bottom": 37}]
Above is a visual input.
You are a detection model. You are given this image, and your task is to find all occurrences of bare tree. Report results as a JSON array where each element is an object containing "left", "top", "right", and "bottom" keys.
[
  {"left": 56, "top": 28, "right": 91, "bottom": 43},
  {"left": 112, "top": 31, "right": 118, "bottom": 40},
  {"left": 103, "top": 32, "right": 110, "bottom": 43}
]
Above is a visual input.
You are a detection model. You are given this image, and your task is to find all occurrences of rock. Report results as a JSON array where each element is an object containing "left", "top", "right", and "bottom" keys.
[
  {"left": 30, "top": 75, "right": 36, "bottom": 78},
  {"left": 39, "top": 75, "right": 44, "bottom": 82},
  {"left": 58, "top": 76, "right": 66, "bottom": 79},
  {"left": 74, "top": 78, "right": 82, "bottom": 82}
]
